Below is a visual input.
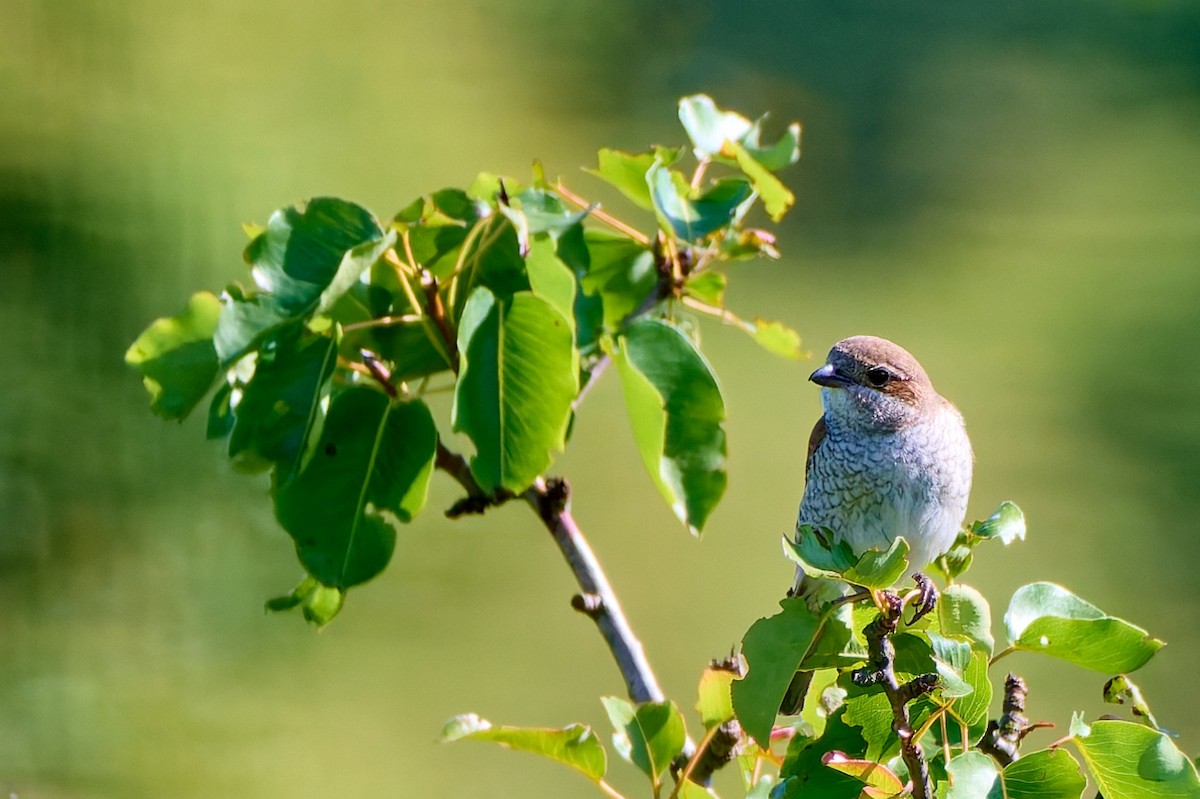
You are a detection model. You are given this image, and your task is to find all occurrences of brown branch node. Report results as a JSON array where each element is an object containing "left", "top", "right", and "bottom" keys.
[{"left": 978, "top": 673, "right": 1045, "bottom": 766}]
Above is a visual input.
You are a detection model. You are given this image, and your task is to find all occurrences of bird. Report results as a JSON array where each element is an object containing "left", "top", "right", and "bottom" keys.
[{"left": 780, "top": 335, "right": 973, "bottom": 714}]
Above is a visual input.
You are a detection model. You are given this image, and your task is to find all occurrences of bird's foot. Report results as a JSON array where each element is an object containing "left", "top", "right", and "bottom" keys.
[{"left": 904, "top": 572, "right": 938, "bottom": 625}]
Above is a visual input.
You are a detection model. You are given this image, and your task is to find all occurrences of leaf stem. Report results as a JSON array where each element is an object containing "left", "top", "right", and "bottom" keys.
[
  {"left": 989, "top": 646, "right": 1017, "bottom": 667},
  {"left": 596, "top": 779, "right": 629, "bottom": 799},
  {"left": 555, "top": 182, "right": 650, "bottom": 245}
]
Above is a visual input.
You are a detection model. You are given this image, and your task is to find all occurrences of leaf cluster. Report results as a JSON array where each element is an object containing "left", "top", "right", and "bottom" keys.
[
  {"left": 125, "top": 95, "right": 802, "bottom": 623},
  {"left": 451, "top": 504, "right": 1197, "bottom": 799}
]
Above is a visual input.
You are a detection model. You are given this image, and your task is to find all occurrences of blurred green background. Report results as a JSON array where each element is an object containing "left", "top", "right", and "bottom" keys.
[{"left": 3, "top": 0, "right": 1199, "bottom": 795}]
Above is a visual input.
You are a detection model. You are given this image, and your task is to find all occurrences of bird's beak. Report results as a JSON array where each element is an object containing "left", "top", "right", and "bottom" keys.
[{"left": 809, "top": 363, "right": 851, "bottom": 388}]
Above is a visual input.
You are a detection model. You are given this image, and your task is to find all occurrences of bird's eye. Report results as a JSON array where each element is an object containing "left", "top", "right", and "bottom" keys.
[{"left": 865, "top": 367, "right": 892, "bottom": 388}]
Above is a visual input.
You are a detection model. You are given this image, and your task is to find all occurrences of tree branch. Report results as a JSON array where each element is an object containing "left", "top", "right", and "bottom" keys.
[
  {"left": 852, "top": 593, "right": 937, "bottom": 799},
  {"left": 433, "top": 445, "right": 667, "bottom": 705},
  {"left": 526, "top": 476, "right": 666, "bottom": 704}
]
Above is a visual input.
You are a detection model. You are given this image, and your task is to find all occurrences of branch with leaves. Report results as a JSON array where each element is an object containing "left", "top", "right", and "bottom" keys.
[{"left": 126, "top": 96, "right": 1200, "bottom": 798}]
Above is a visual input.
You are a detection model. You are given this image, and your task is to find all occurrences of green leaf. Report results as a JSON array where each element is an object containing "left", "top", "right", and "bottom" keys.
[
  {"left": 648, "top": 165, "right": 753, "bottom": 241},
  {"left": 1104, "top": 675, "right": 1162, "bottom": 731},
  {"left": 587, "top": 148, "right": 658, "bottom": 210},
  {"left": 1004, "top": 583, "right": 1164, "bottom": 673},
  {"left": 731, "top": 597, "right": 824, "bottom": 746},
  {"left": 971, "top": 501, "right": 1026, "bottom": 544},
  {"left": 125, "top": 292, "right": 222, "bottom": 420},
  {"left": 784, "top": 525, "right": 857, "bottom": 578},
  {"left": 610, "top": 318, "right": 727, "bottom": 534},
  {"left": 274, "top": 388, "right": 437, "bottom": 589},
  {"left": 452, "top": 287, "right": 579, "bottom": 493},
  {"left": 499, "top": 188, "right": 590, "bottom": 250},
  {"left": 728, "top": 140, "right": 794, "bottom": 221},
  {"left": 440, "top": 714, "right": 607, "bottom": 784},
  {"left": 578, "top": 231, "right": 657, "bottom": 329},
  {"left": 776, "top": 709, "right": 870, "bottom": 799},
  {"left": 820, "top": 752, "right": 904, "bottom": 798},
  {"left": 748, "top": 318, "right": 803, "bottom": 360},
  {"left": 784, "top": 528, "right": 910, "bottom": 589},
  {"left": 999, "top": 749, "right": 1088, "bottom": 799},
  {"left": 525, "top": 236, "right": 578, "bottom": 326},
  {"left": 265, "top": 575, "right": 345, "bottom": 627},
  {"left": 841, "top": 634, "right": 938, "bottom": 760},
  {"left": 1071, "top": 718, "right": 1199, "bottom": 798},
  {"left": 683, "top": 270, "right": 727, "bottom": 307},
  {"left": 215, "top": 198, "right": 392, "bottom": 364},
  {"left": 678, "top": 94, "right": 755, "bottom": 159},
  {"left": 600, "top": 698, "right": 687, "bottom": 784},
  {"left": 227, "top": 327, "right": 337, "bottom": 477},
  {"left": 938, "top": 584, "right": 995, "bottom": 655},
  {"left": 696, "top": 666, "right": 736, "bottom": 729},
  {"left": 246, "top": 197, "right": 390, "bottom": 315},
  {"left": 928, "top": 632, "right": 975, "bottom": 699},
  {"left": 842, "top": 537, "right": 910, "bottom": 589},
  {"left": 677, "top": 94, "right": 801, "bottom": 170},
  {"left": 354, "top": 319, "right": 454, "bottom": 381},
  {"left": 946, "top": 751, "right": 1000, "bottom": 799}
]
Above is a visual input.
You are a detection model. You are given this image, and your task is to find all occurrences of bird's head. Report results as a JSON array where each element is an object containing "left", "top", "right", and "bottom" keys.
[{"left": 810, "top": 335, "right": 939, "bottom": 432}]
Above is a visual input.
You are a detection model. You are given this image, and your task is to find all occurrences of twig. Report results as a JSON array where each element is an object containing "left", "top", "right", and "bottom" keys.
[
  {"left": 851, "top": 593, "right": 937, "bottom": 799},
  {"left": 525, "top": 476, "right": 665, "bottom": 704},
  {"left": 977, "top": 673, "right": 1051, "bottom": 766}
]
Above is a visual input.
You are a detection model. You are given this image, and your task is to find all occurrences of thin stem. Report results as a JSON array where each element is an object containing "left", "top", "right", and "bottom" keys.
[
  {"left": 596, "top": 779, "right": 629, "bottom": 799},
  {"left": 989, "top": 646, "right": 1017, "bottom": 667},
  {"left": 555, "top": 182, "right": 650, "bottom": 245},
  {"left": 667, "top": 724, "right": 721, "bottom": 799}
]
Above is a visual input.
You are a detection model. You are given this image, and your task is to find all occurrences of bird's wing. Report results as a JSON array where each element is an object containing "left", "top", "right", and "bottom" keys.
[{"left": 805, "top": 415, "right": 827, "bottom": 479}]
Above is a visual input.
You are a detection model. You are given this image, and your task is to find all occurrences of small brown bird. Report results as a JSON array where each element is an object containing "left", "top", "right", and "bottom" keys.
[{"left": 781, "top": 335, "right": 973, "bottom": 713}]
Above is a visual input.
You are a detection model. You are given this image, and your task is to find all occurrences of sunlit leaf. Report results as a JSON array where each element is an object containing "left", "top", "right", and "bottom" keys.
[
  {"left": 784, "top": 528, "right": 909, "bottom": 589},
  {"left": 1104, "top": 675, "right": 1163, "bottom": 731},
  {"left": 441, "top": 713, "right": 607, "bottom": 783},
  {"left": 452, "top": 287, "right": 579, "bottom": 493},
  {"left": 727, "top": 140, "right": 794, "bottom": 221},
  {"left": 600, "top": 697, "right": 687, "bottom": 784},
  {"left": 938, "top": 584, "right": 994, "bottom": 655},
  {"left": 274, "top": 388, "right": 437, "bottom": 589},
  {"left": 821, "top": 751, "right": 904, "bottom": 798},
  {"left": 648, "top": 164, "right": 753, "bottom": 241},
  {"left": 678, "top": 94, "right": 755, "bottom": 159},
  {"left": 265, "top": 575, "right": 345, "bottom": 627},
  {"left": 683, "top": 270, "right": 727, "bottom": 307},
  {"left": 748, "top": 318, "right": 803, "bottom": 360},
  {"left": 731, "top": 597, "right": 824, "bottom": 746},
  {"left": 696, "top": 666, "right": 736, "bottom": 729},
  {"left": 609, "top": 318, "right": 726, "bottom": 534},
  {"left": 125, "top": 292, "right": 222, "bottom": 420},
  {"left": 1004, "top": 583, "right": 1164, "bottom": 673},
  {"left": 578, "top": 231, "right": 657, "bottom": 329},
  {"left": 971, "top": 501, "right": 1026, "bottom": 544},
  {"left": 587, "top": 148, "right": 658, "bottom": 210},
  {"left": 1070, "top": 717, "right": 1200, "bottom": 799}
]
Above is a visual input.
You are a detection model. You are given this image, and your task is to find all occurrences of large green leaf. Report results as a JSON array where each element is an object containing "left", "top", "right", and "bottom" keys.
[
  {"left": 125, "top": 292, "right": 222, "bottom": 420},
  {"left": 610, "top": 318, "right": 727, "bottom": 534},
  {"left": 452, "top": 287, "right": 579, "bottom": 493},
  {"left": 1069, "top": 716, "right": 1200, "bottom": 799},
  {"left": 274, "top": 388, "right": 437, "bottom": 589},
  {"left": 1004, "top": 583, "right": 1164, "bottom": 673},
  {"left": 214, "top": 198, "right": 391, "bottom": 363},
  {"left": 731, "top": 597, "right": 824, "bottom": 747},
  {"left": 227, "top": 327, "right": 337, "bottom": 477},
  {"left": 600, "top": 697, "right": 687, "bottom": 785},
  {"left": 441, "top": 714, "right": 607, "bottom": 783}
]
